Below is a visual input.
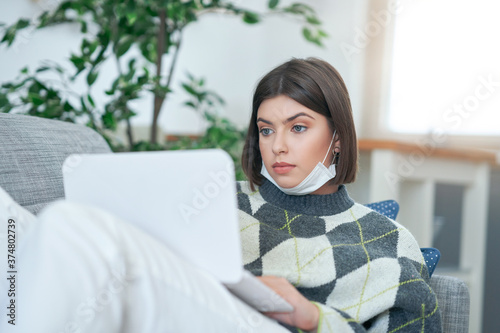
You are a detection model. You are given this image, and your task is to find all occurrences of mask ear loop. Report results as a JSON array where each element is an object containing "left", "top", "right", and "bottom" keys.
[{"left": 322, "top": 130, "right": 336, "bottom": 165}]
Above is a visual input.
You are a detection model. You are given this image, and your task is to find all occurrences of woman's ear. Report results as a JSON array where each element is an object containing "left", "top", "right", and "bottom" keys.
[
  {"left": 331, "top": 134, "right": 341, "bottom": 165},
  {"left": 333, "top": 134, "right": 341, "bottom": 154}
]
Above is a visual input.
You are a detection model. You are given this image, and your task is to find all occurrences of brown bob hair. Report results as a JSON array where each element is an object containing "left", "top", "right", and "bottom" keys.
[{"left": 241, "top": 57, "right": 358, "bottom": 191}]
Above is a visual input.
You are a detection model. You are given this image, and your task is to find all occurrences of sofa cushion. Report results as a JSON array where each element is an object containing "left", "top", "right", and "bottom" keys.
[
  {"left": 430, "top": 274, "right": 470, "bottom": 333},
  {"left": 0, "top": 114, "right": 111, "bottom": 215}
]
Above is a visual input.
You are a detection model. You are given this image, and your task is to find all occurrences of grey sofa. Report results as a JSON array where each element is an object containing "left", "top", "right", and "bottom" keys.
[{"left": 0, "top": 113, "right": 470, "bottom": 332}]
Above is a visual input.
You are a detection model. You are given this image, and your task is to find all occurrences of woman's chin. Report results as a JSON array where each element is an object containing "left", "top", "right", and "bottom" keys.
[{"left": 273, "top": 179, "right": 302, "bottom": 189}]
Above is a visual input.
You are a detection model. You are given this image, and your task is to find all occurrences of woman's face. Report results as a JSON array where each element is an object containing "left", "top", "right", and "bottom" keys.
[{"left": 257, "top": 95, "right": 339, "bottom": 195}]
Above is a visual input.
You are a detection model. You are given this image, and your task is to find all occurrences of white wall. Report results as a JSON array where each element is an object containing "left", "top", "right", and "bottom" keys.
[{"left": 0, "top": 0, "right": 368, "bottom": 136}]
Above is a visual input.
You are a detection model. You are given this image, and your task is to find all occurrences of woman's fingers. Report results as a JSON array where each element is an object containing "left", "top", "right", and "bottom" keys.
[{"left": 256, "top": 276, "right": 319, "bottom": 331}]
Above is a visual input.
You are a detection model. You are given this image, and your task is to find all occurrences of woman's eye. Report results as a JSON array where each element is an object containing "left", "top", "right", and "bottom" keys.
[
  {"left": 292, "top": 125, "right": 307, "bottom": 133},
  {"left": 259, "top": 128, "right": 273, "bottom": 136}
]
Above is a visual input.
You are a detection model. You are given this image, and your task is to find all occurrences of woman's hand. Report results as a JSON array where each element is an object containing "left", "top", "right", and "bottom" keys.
[{"left": 257, "top": 276, "right": 320, "bottom": 331}]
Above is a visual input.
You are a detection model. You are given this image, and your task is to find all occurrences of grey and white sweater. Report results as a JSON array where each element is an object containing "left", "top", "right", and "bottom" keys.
[{"left": 236, "top": 180, "right": 441, "bottom": 332}]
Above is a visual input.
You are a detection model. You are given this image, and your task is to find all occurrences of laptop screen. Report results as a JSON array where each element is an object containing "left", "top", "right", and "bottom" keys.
[{"left": 63, "top": 149, "right": 243, "bottom": 283}]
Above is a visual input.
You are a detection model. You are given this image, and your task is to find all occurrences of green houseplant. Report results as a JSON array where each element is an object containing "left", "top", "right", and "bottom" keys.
[{"left": 0, "top": 0, "right": 327, "bottom": 178}]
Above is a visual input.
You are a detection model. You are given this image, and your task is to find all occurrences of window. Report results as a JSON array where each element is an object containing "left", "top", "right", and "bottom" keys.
[{"left": 387, "top": 0, "right": 500, "bottom": 136}]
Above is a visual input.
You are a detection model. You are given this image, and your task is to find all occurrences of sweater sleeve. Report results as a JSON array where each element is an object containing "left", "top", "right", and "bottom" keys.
[
  {"left": 310, "top": 274, "right": 440, "bottom": 332},
  {"left": 305, "top": 224, "right": 442, "bottom": 333}
]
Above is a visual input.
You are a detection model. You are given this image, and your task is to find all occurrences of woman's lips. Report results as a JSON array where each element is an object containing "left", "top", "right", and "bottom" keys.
[{"left": 272, "top": 162, "right": 295, "bottom": 174}]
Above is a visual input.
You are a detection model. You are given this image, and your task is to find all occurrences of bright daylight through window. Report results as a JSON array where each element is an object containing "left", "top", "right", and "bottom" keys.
[{"left": 387, "top": 0, "right": 500, "bottom": 136}]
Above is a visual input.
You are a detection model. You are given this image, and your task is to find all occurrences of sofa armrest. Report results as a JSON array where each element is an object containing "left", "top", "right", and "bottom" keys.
[
  {"left": 0, "top": 114, "right": 111, "bottom": 214},
  {"left": 430, "top": 274, "right": 470, "bottom": 333}
]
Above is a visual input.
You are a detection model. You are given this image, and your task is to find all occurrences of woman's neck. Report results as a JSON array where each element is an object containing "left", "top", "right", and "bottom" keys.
[
  {"left": 257, "top": 179, "right": 354, "bottom": 216},
  {"left": 310, "top": 183, "right": 339, "bottom": 195}
]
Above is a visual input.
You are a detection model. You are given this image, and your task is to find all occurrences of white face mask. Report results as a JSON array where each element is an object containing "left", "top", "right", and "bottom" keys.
[{"left": 260, "top": 131, "right": 337, "bottom": 196}]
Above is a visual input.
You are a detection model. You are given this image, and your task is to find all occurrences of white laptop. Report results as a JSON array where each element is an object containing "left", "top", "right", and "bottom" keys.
[{"left": 62, "top": 149, "right": 293, "bottom": 313}]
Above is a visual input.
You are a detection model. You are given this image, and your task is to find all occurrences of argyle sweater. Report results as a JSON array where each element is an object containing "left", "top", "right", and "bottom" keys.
[{"left": 236, "top": 180, "right": 441, "bottom": 332}]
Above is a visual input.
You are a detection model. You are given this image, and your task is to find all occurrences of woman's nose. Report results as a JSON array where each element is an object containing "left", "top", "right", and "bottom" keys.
[{"left": 272, "top": 132, "right": 288, "bottom": 155}]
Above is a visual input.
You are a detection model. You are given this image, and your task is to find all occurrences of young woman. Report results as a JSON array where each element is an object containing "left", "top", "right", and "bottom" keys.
[
  {"left": 1, "top": 58, "right": 441, "bottom": 333},
  {"left": 236, "top": 57, "right": 442, "bottom": 332}
]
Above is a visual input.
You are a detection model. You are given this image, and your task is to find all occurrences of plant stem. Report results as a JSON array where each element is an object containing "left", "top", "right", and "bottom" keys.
[
  {"left": 115, "top": 54, "right": 134, "bottom": 149},
  {"left": 125, "top": 116, "right": 133, "bottom": 148},
  {"left": 151, "top": 8, "right": 167, "bottom": 144},
  {"left": 165, "top": 31, "right": 182, "bottom": 101}
]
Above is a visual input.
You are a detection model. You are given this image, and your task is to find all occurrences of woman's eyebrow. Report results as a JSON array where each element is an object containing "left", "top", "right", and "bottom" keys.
[
  {"left": 257, "top": 112, "right": 315, "bottom": 125},
  {"left": 256, "top": 117, "right": 273, "bottom": 125},
  {"left": 284, "top": 112, "right": 315, "bottom": 124}
]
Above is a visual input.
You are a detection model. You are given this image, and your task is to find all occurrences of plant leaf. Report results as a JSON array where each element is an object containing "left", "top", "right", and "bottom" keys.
[
  {"left": 302, "top": 27, "right": 312, "bottom": 41},
  {"left": 318, "top": 29, "right": 328, "bottom": 37},
  {"left": 182, "top": 83, "right": 197, "bottom": 96},
  {"left": 101, "top": 111, "right": 117, "bottom": 130},
  {"left": 70, "top": 54, "right": 86, "bottom": 71},
  {"left": 115, "top": 36, "right": 134, "bottom": 58},
  {"left": 243, "top": 11, "right": 260, "bottom": 24},
  {"left": 87, "top": 71, "right": 98, "bottom": 86},
  {"left": 306, "top": 16, "right": 321, "bottom": 25},
  {"left": 36, "top": 66, "right": 50, "bottom": 73},
  {"left": 268, "top": 0, "right": 279, "bottom": 9},
  {"left": 16, "top": 19, "right": 30, "bottom": 30},
  {"left": 28, "top": 92, "right": 44, "bottom": 106},
  {"left": 0, "top": 93, "right": 10, "bottom": 108},
  {"left": 126, "top": 12, "right": 138, "bottom": 25},
  {"left": 63, "top": 101, "right": 73, "bottom": 111},
  {"left": 87, "top": 94, "right": 95, "bottom": 108}
]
